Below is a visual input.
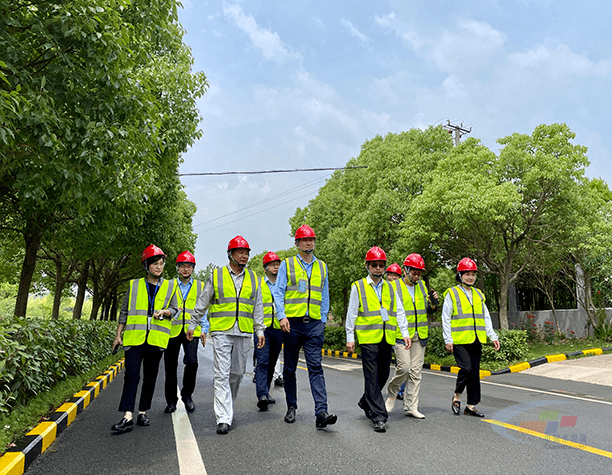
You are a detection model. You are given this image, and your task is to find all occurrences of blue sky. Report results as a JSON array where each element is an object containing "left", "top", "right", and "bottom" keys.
[{"left": 176, "top": 0, "right": 611, "bottom": 267}]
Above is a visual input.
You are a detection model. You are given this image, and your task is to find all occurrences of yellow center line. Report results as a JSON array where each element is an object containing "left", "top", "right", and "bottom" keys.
[{"left": 483, "top": 419, "right": 612, "bottom": 459}]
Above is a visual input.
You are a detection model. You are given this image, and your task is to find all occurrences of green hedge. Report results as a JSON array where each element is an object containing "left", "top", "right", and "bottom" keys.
[
  {"left": 425, "top": 327, "right": 528, "bottom": 363},
  {"left": 0, "top": 317, "right": 116, "bottom": 413}
]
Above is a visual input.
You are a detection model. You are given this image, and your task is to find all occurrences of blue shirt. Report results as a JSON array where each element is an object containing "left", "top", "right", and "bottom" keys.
[
  {"left": 272, "top": 254, "right": 330, "bottom": 323},
  {"left": 179, "top": 277, "right": 210, "bottom": 333}
]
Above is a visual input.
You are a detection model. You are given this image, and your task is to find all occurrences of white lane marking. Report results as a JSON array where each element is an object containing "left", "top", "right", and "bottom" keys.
[
  {"left": 298, "top": 357, "right": 360, "bottom": 372},
  {"left": 423, "top": 369, "right": 612, "bottom": 406},
  {"left": 172, "top": 395, "right": 207, "bottom": 475}
]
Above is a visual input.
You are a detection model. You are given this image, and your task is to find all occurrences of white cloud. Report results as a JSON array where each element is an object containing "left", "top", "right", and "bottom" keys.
[
  {"left": 340, "top": 19, "right": 371, "bottom": 46},
  {"left": 223, "top": 4, "right": 300, "bottom": 63},
  {"left": 375, "top": 12, "right": 425, "bottom": 51}
]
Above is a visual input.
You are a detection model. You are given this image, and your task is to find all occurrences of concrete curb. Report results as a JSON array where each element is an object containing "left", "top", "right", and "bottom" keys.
[
  {"left": 0, "top": 359, "right": 125, "bottom": 475},
  {"left": 321, "top": 346, "right": 612, "bottom": 380}
]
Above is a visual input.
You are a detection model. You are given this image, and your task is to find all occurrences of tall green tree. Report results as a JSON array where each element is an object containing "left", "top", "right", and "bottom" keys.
[
  {"left": 0, "top": 0, "right": 207, "bottom": 316},
  {"left": 289, "top": 127, "right": 453, "bottom": 321},
  {"left": 402, "top": 123, "right": 591, "bottom": 329}
]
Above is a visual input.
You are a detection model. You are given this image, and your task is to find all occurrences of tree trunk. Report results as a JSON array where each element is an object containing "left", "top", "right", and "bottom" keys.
[
  {"left": 109, "top": 288, "right": 119, "bottom": 322},
  {"left": 90, "top": 293, "right": 102, "bottom": 321},
  {"left": 14, "top": 230, "right": 42, "bottom": 318},
  {"left": 51, "top": 258, "right": 63, "bottom": 320},
  {"left": 73, "top": 260, "right": 90, "bottom": 319},
  {"left": 497, "top": 271, "right": 511, "bottom": 330}
]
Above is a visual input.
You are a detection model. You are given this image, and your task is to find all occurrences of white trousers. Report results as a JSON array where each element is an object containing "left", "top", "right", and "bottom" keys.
[
  {"left": 387, "top": 337, "right": 425, "bottom": 412},
  {"left": 212, "top": 333, "right": 250, "bottom": 425}
]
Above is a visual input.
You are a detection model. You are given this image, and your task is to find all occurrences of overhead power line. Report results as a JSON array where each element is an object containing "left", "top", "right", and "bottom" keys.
[{"left": 179, "top": 166, "right": 367, "bottom": 176}]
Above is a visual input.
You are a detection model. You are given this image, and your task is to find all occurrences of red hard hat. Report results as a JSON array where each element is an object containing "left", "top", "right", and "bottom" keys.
[
  {"left": 294, "top": 225, "right": 316, "bottom": 240},
  {"left": 228, "top": 235, "right": 251, "bottom": 251},
  {"left": 365, "top": 246, "right": 387, "bottom": 262},
  {"left": 403, "top": 253, "right": 425, "bottom": 271},
  {"left": 386, "top": 263, "right": 402, "bottom": 275},
  {"left": 457, "top": 257, "right": 477, "bottom": 272},
  {"left": 176, "top": 251, "right": 196, "bottom": 265},
  {"left": 262, "top": 251, "right": 281, "bottom": 266},
  {"left": 141, "top": 245, "right": 166, "bottom": 263}
]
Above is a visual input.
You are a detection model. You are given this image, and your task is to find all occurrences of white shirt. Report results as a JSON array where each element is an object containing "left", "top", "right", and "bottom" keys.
[
  {"left": 441, "top": 286, "right": 498, "bottom": 344},
  {"left": 345, "top": 275, "right": 409, "bottom": 343}
]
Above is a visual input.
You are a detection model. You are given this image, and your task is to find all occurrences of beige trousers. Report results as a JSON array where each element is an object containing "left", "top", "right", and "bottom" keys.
[{"left": 387, "top": 336, "right": 425, "bottom": 412}]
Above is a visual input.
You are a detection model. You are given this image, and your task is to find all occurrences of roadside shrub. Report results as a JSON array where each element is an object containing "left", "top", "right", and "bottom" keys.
[
  {"left": 323, "top": 325, "right": 347, "bottom": 350},
  {"left": 482, "top": 329, "right": 528, "bottom": 363},
  {"left": 0, "top": 316, "right": 116, "bottom": 413},
  {"left": 427, "top": 327, "right": 528, "bottom": 364}
]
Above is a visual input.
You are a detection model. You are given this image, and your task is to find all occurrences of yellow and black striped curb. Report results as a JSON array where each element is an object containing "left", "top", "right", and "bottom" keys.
[
  {"left": 321, "top": 346, "right": 612, "bottom": 379},
  {"left": 0, "top": 359, "right": 125, "bottom": 475}
]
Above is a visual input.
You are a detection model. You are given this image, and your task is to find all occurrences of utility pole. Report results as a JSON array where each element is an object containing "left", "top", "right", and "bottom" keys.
[{"left": 443, "top": 120, "right": 471, "bottom": 147}]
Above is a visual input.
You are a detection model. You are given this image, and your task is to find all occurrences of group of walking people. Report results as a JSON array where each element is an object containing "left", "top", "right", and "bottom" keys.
[
  {"left": 346, "top": 247, "right": 500, "bottom": 432},
  {"left": 111, "top": 225, "right": 337, "bottom": 435},
  {"left": 109, "top": 225, "right": 500, "bottom": 436}
]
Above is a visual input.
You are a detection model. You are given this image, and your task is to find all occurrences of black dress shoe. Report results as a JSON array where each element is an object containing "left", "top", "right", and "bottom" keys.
[
  {"left": 183, "top": 398, "right": 196, "bottom": 413},
  {"left": 257, "top": 396, "right": 271, "bottom": 412},
  {"left": 452, "top": 398, "right": 461, "bottom": 415},
  {"left": 358, "top": 400, "right": 374, "bottom": 420},
  {"left": 216, "top": 423, "right": 230, "bottom": 434},
  {"left": 111, "top": 417, "right": 134, "bottom": 434},
  {"left": 164, "top": 402, "right": 177, "bottom": 414},
  {"left": 274, "top": 377, "right": 284, "bottom": 387},
  {"left": 268, "top": 397, "right": 276, "bottom": 405},
  {"left": 464, "top": 406, "right": 485, "bottom": 418},
  {"left": 137, "top": 413, "right": 150, "bottom": 426},
  {"left": 315, "top": 411, "right": 338, "bottom": 429},
  {"left": 284, "top": 406, "right": 296, "bottom": 423},
  {"left": 373, "top": 421, "right": 386, "bottom": 433}
]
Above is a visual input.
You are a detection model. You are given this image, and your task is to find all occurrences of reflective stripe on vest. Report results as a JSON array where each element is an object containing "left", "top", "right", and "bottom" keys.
[
  {"left": 172, "top": 279, "right": 204, "bottom": 338},
  {"left": 394, "top": 279, "right": 428, "bottom": 340},
  {"left": 209, "top": 267, "right": 258, "bottom": 333},
  {"left": 445, "top": 285, "right": 487, "bottom": 344},
  {"left": 354, "top": 278, "right": 397, "bottom": 345},
  {"left": 124, "top": 278, "right": 175, "bottom": 349},
  {"left": 283, "top": 256, "right": 327, "bottom": 320},
  {"left": 261, "top": 277, "right": 281, "bottom": 330}
]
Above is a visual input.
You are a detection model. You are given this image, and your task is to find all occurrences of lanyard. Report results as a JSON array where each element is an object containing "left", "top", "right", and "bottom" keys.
[{"left": 148, "top": 280, "right": 160, "bottom": 314}]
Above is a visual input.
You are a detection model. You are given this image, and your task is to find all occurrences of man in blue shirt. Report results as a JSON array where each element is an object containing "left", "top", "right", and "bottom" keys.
[{"left": 272, "top": 225, "right": 337, "bottom": 429}]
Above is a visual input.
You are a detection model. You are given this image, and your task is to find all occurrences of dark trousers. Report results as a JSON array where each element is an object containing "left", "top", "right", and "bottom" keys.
[
  {"left": 453, "top": 340, "right": 482, "bottom": 406},
  {"left": 283, "top": 318, "right": 328, "bottom": 415},
  {"left": 359, "top": 341, "right": 393, "bottom": 423},
  {"left": 164, "top": 329, "right": 199, "bottom": 404},
  {"left": 118, "top": 342, "right": 163, "bottom": 412},
  {"left": 254, "top": 327, "right": 284, "bottom": 398}
]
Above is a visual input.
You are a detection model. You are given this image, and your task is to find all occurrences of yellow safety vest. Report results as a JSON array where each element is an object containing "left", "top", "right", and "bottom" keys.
[
  {"left": 208, "top": 267, "right": 258, "bottom": 333},
  {"left": 283, "top": 256, "right": 327, "bottom": 320},
  {"left": 354, "top": 278, "right": 398, "bottom": 345},
  {"left": 394, "top": 279, "right": 429, "bottom": 340},
  {"left": 123, "top": 278, "right": 176, "bottom": 349},
  {"left": 172, "top": 279, "right": 203, "bottom": 338},
  {"left": 261, "top": 277, "right": 281, "bottom": 330},
  {"left": 444, "top": 285, "right": 487, "bottom": 344}
]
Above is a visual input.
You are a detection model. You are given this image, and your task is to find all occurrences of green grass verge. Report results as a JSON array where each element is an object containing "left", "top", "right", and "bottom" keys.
[{"left": 0, "top": 352, "right": 124, "bottom": 455}]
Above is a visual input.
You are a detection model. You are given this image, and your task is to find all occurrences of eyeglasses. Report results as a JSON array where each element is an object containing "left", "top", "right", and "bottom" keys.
[{"left": 369, "top": 262, "right": 386, "bottom": 269}]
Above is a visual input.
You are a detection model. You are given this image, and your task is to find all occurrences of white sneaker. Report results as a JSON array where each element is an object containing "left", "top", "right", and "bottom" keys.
[
  {"left": 405, "top": 409, "right": 425, "bottom": 419},
  {"left": 385, "top": 397, "right": 396, "bottom": 413}
]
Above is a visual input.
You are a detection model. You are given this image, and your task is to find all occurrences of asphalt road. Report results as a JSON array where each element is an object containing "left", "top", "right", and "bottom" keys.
[{"left": 24, "top": 343, "right": 612, "bottom": 475}]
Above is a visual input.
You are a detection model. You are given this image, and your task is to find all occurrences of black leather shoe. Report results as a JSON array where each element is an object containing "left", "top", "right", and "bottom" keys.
[
  {"left": 137, "top": 413, "right": 150, "bottom": 426},
  {"left": 257, "top": 396, "right": 271, "bottom": 412},
  {"left": 284, "top": 406, "right": 296, "bottom": 423},
  {"left": 464, "top": 406, "right": 485, "bottom": 418},
  {"left": 216, "top": 423, "right": 230, "bottom": 435},
  {"left": 315, "top": 411, "right": 338, "bottom": 429},
  {"left": 164, "top": 402, "right": 177, "bottom": 414},
  {"left": 373, "top": 421, "right": 386, "bottom": 433},
  {"left": 452, "top": 398, "right": 461, "bottom": 415},
  {"left": 268, "top": 397, "right": 276, "bottom": 405},
  {"left": 183, "top": 398, "right": 196, "bottom": 413},
  {"left": 111, "top": 418, "right": 133, "bottom": 434},
  {"left": 274, "top": 377, "right": 284, "bottom": 387},
  {"left": 358, "top": 400, "right": 374, "bottom": 420}
]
